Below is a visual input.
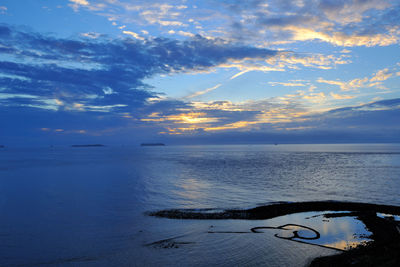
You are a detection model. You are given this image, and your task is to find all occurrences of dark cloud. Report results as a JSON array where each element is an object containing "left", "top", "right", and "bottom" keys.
[
  {"left": 0, "top": 24, "right": 280, "bottom": 144},
  {"left": 0, "top": 24, "right": 278, "bottom": 110},
  {"left": 162, "top": 98, "right": 400, "bottom": 145},
  {"left": 283, "top": 98, "right": 400, "bottom": 131},
  {"left": 1, "top": 22, "right": 399, "bottom": 145}
]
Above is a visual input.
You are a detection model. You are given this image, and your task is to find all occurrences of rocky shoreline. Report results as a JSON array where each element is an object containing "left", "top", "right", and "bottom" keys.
[
  {"left": 149, "top": 201, "right": 400, "bottom": 266},
  {"left": 149, "top": 201, "right": 400, "bottom": 220}
]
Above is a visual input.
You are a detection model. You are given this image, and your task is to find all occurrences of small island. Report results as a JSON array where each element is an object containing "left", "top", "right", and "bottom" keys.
[
  {"left": 0, "top": 145, "right": 4, "bottom": 148},
  {"left": 140, "top": 143, "right": 165, "bottom": 146},
  {"left": 71, "top": 144, "right": 105, "bottom": 147}
]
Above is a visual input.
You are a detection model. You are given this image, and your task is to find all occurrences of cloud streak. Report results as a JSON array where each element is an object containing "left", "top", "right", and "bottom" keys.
[{"left": 186, "top": 84, "right": 222, "bottom": 99}]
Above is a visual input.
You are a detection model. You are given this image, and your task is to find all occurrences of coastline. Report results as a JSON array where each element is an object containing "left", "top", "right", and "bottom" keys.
[
  {"left": 150, "top": 201, "right": 400, "bottom": 266},
  {"left": 149, "top": 201, "right": 400, "bottom": 220}
]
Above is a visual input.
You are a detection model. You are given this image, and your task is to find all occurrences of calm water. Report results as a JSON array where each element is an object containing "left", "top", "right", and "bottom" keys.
[{"left": 0, "top": 144, "right": 399, "bottom": 266}]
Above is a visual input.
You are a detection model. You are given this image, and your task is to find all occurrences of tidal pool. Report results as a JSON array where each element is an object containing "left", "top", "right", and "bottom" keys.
[
  {"left": 263, "top": 211, "right": 373, "bottom": 250},
  {"left": 141, "top": 210, "right": 374, "bottom": 266}
]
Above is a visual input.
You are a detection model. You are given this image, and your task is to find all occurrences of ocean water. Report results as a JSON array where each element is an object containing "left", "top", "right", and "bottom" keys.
[{"left": 0, "top": 144, "right": 399, "bottom": 266}]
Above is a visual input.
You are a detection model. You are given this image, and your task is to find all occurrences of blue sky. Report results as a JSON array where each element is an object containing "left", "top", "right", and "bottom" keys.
[{"left": 1, "top": 0, "right": 400, "bottom": 145}]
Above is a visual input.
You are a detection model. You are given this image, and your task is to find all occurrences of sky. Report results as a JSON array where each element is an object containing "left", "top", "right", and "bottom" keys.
[{"left": 1, "top": 0, "right": 400, "bottom": 145}]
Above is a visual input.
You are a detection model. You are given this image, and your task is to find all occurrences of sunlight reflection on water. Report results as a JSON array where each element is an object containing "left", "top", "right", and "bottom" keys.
[{"left": 267, "top": 211, "right": 372, "bottom": 250}]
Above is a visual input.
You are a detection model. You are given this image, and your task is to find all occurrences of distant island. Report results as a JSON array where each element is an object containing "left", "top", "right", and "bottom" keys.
[
  {"left": 0, "top": 145, "right": 4, "bottom": 148},
  {"left": 140, "top": 143, "right": 165, "bottom": 146},
  {"left": 71, "top": 144, "right": 105, "bottom": 147}
]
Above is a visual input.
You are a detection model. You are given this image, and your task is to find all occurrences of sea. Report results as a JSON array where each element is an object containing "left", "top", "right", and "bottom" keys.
[{"left": 0, "top": 144, "right": 399, "bottom": 266}]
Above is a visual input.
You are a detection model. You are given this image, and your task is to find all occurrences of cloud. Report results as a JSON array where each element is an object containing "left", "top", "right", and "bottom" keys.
[
  {"left": 370, "top": 68, "right": 392, "bottom": 82},
  {"left": 137, "top": 3, "right": 188, "bottom": 27},
  {"left": 0, "top": 24, "right": 288, "bottom": 142},
  {"left": 4, "top": 23, "right": 386, "bottom": 142},
  {"left": 318, "top": 0, "right": 390, "bottom": 24},
  {"left": 315, "top": 98, "right": 400, "bottom": 132},
  {"left": 80, "top": 32, "right": 102, "bottom": 39},
  {"left": 281, "top": 25, "right": 399, "bottom": 47},
  {"left": 216, "top": 51, "right": 352, "bottom": 80},
  {"left": 186, "top": 84, "right": 222, "bottom": 99},
  {"left": 139, "top": 96, "right": 311, "bottom": 135},
  {"left": 65, "top": 1, "right": 400, "bottom": 48},
  {"left": 211, "top": 51, "right": 349, "bottom": 81},
  {"left": 64, "top": 0, "right": 400, "bottom": 48},
  {"left": 229, "top": 70, "right": 250, "bottom": 80},
  {"left": 0, "top": 6, "right": 7, "bottom": 14},
  {"left": 330, "top": 92, "right": 356, "bottom": 100},
  {"left": 317, "top": 77, "right": 368, "bottom": 91},
  {"left": 269, "top": 82, "right": 307, "bottom": 87},
  {"left": 221, "top": 0, "right": 400, "bottom": 47},
  {"left": 302, "top": 92, "right": 326, "bottom": 103},
  {"left": 70, "top": 0, "right": 89, "bottom": 5},
  {"left": 222, "top": 63, "right": 284, "bottom": 78},
  {"left": 0, "top": 24, "right": 280, "bottom": 111},
  {"left": 265, "top": 52, "right": 351, "bottom": 70},
  {"left": 69, "top": 0, "right": 90, "bottom": 11},
  {"left": 145, "top": 94, "right": 400, "bottom": 138},
  {"left": 317, "top": 66, "right": 398, "bottom": 91},
  {"left": 122, "top": 30, "right": 145, "bottom": 40},
  {"left": 177, "top": 31, "right": 195, "bottom": 38}
]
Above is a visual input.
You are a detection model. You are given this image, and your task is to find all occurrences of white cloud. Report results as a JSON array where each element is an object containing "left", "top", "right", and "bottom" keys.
[
  {"left": 0, "top": 6, "right": 7, "bottom": 14},
  {"left": 177, "top": 31, "right": 195, "bottom": 37},
  {"left": 186, "top": 84, "right": 222, "bottom": 99},
  {"left": 230, "top": 70, "right": 250, "bottom": 80},
  {"left": 265, "top": 52, "right": 351, "bottom": 70},
  {"left": 69, "top": 0, "right": 89, "bottom": 6},
  {"left": 103, "top": 87, "right": 116, "bottom": 95},
  {"left": 284, "top": 26, "right": 400, "bottom": 47},
  {"left": 221, "top": 62, "right": 284, "bottom": 79},
  {"left": 317, "top": 66, "right": 397, "bottom": 91},
  {"left": 317, "top": 77, "right": 369, "bottom": 91},
  {"left": 330, "top": 92, "right": 356, "bottom": 100},
  {"left": 69, "top": 0, "right": 89, "bottom": 11},
  {"left": 321, "top": 0, "right": 390, "bottom": 25},
  {"left": 303, "top": 92, "right": 326, "bottom": 103},
  {"left": 0, "top": 93, "right": 38, "bottom": 99},
  {"left": 81, "top": 32, "right": 101, "bottom": 39},
  {"left": 123, "top": 30, "right": 145, "bottom": 41},
  {"left": 64, "top": 0, "right": 400, "bottom": 49},
  {"left": 269, "top": 82, "right": 307, "bottom": 87},
  {"left": 139, "top": 4, "right": 188, "bottom": 27},
  {"left": 370, "top": 68, "right": 392, "bottom": 82}
]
